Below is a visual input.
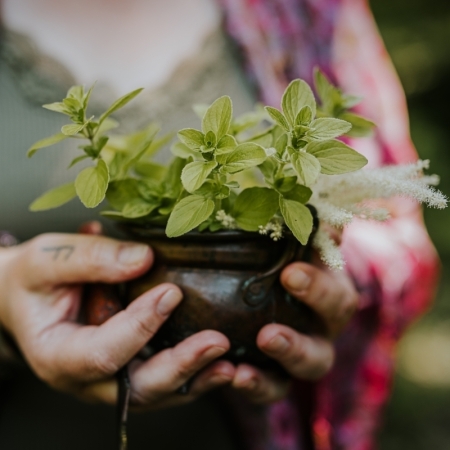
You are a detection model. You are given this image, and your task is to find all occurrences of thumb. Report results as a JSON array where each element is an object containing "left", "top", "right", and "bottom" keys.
[{"left": 20, "top": 233, "right": 153, "bottom": 289}]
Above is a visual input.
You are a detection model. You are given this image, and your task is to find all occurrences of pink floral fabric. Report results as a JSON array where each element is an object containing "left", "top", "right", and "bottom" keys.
[{"left": 219, "top": 0, "right": 440, "bottom": 449}]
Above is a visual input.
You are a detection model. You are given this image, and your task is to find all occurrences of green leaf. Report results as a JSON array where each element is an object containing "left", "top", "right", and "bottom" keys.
[
  {"left": 215, "top": 185, "right": 231, "bottom": 200},
  {"left": 106, "top": 179, "right": 140, "bottom": 210},
  {"left": 163, "top": 157, "right": 187, "bottom": 198},
  {"left": 137, "top": 179, "right": 161, "bottom": 200},
  {"left": 265, "top": 106, "right": 290, "bottom": 131},
  {"left": 258, "top": 157, "right": 278, "bottom": 182},
  {"left": 144, "top": 132, "right": 174, "bottom": 158},
  {"left": 83, "top": 83, "right": 95, "bottom": 110},
  {"left": 279, "top": 198, "right": 313, "bottom": 245},
  {"left": 29, "top": 183, "right": 77, "bottom": 211},
  {"left": 341, "top": 94, "right": 362, "bottom": 109},
  {"left": 67, "top": 85, "right": 84, "bottom": 101},
  {"left": 314, "top": 68, "right": 334, "bottom": 105},
  {"left": 42, "top": 102, "right": 71, "bottom": 115},
  {"left": 122, "top": 126, "right": 159, "bottom": 175},
  {"left": 282, "top": 184, "right": 312, "bottom": 204},
  {"left": 307, "top": 118, "right": 352, "bottom": 141},
  {"left": 275, "top": 176, "right": 297, "bottom": 193},
  {"left": 202, "top": 96, "right": 233, "bottom": 141},
  {"left": 290, "top": 151, "right": 321, "bottom": 187},
  {"left": 233, "top": 187, "right": 279, "bottom": 231},
  {"left": 181, "top": 161, "right": 218, "bottom": 193},
  {"left": 281, "top": 79, "right": 316, "bottom": 127},
  {"left": 61, "top": 122, "right": 88, "bottom": 136},
  {"left": 67, "top": 154, "right": 90, "bottom": 169},
  {"left": 295, "top": 106, "right": 313, "bottom": 126},
  {"left": 178, "top": 128, "right": 205, "bottom": 149},
  {"left": 99, "top": 210, "right": 127, "bottom": 219},
  {"left": 122, "top": 199, "right": 159, "bottom": 218},
  {"left": 204, "top": 131, "right": 216, "bottom": 148},
  {"left": 216, "top": 134, "right": 237, "bottom": 154},
  {"left": 222, "top": 143, "right": 267, "bottom": 174},
  {"left": 339, "top": 112, "right": 375, "bottom": 137},
  {"left": 171, "top": 142, "right": 197, "bottom": 159},
  {"left": 166, "top": 195, "right": 215, "bottom": 237},
  {"left": 231, "top": 109, "right": 263, "bottom": 134},
  {"left": 306, "top": 140, "right": 368, "bottom": 174},
  {"left": 99, "top": 88, "right": 144, "bottom": 125},
  {"left": 215, "top": 134, "right": 237, "bottom": 164},
  {"left": 274, "top": 133, "right": 288, "bottom": 156},
  {"left": 63, "top": 97, "right": 81, "bottom": 112},
  {"left": 134, "top": 161, "right": 167, "bottom": 180},
  {"left": 249, "top": 131, "right": 273, "bottom": 148},
  {"left": 27, "top": 133, "right": 69, "bottom": 157},
  {"left": 75, "top": 159, "right": 110, "bottom": 208}
]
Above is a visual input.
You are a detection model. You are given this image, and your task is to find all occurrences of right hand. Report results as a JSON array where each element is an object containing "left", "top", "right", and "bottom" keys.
[{"left": 0, "top": 232, "right": 234, "bottom": 410}]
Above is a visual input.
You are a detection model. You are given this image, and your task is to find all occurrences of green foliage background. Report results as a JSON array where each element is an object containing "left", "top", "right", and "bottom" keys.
[{"left": 371, "top": 0, "right": 450, "bottom": 448}]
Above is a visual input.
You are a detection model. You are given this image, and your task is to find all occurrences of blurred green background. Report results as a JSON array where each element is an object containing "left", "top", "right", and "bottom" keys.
[{"left": 370, "top": 0, "right": 450, "bottom": 448}]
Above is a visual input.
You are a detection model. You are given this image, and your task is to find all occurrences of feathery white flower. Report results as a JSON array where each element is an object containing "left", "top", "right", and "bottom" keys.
[{"left": 312, "top": 227, "right": 345, "bottom": 271}]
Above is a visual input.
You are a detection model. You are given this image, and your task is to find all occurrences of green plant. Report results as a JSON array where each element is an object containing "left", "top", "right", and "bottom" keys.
[{"left": 28, "top": 70, "right": 446, "bottom": 269}]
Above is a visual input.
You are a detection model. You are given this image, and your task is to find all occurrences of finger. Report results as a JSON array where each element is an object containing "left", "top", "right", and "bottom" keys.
[
  {"left": 129, "top": 330, "right": 229, "bottom": 406},
  {"left": 142, "top": 360, "right": 236, "bottom": 410},
  {"left": 280, "top": 262, "right": 358, "bottom": 336},
  {"left": 231, "top": 364, "right": 291, "bottom": 404},
  {"left": 257, "top": 324, "right": 334, "bottom": 380},
  {"left": 78, "top": 221, "right": 104, "bottom": 235},
  {"left": 76, "top": 377, "right": 118, "bottom": 405},
  {"left": 20, "top": 233, "right": 153, "bottom": 288},
  {"left": 36, "top": 284, "right": 183, "bottom": 384}
]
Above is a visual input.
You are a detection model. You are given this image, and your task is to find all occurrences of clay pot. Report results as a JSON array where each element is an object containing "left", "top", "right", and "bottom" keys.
[{"left": 117, "top": 213, "right": 324, "bottom": 372}]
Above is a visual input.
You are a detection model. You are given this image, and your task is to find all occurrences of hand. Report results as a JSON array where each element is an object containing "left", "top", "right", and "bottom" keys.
[
  {"left": 231, "top": 252, "right": 358, "bottom": 404},
  {"left": 0, "top": 230, "right": 235, "bottom": 409}
]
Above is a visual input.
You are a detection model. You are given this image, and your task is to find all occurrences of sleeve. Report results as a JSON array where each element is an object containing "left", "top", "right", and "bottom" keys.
[{"left": 312, "top": 1, "right": 441, "bottom": 449}]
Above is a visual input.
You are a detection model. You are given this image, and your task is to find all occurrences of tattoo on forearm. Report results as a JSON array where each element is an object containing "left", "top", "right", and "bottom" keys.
[{"left": 42, "top": 245, "right": 75, "bottom": 261}]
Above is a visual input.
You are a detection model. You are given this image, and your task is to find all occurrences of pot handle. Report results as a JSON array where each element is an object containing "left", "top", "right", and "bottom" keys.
[{"left": 241, "top": 239, "right": 299, "bottom": 307}]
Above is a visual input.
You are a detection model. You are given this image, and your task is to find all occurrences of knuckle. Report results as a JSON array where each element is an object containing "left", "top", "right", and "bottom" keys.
[
  {"left": 87, "top": 350, "right": 120, "bottom": 377},
  {"left": 171, "top": 352, "right": 196, "bottom": 381},
  {"left": 83, "top": 240, "right": 111, "bottom": 272},
  {"left": 128, "top": 314, "right": 159, "bottom": 340}
]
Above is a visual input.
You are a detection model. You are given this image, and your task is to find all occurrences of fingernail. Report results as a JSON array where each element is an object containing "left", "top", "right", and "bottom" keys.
[
  {"left": 202, "top": 346, "right": 227, "bottom": 361},
  {"left": 118, "top": 244, "right": 149, "bottom": 265},
  {"left": 286, "top": 270, "right": 311, "bottom": 291},
  {"left": 157, "top": 289, "right": 183, "bottom": 316},
  {"left": 266, "top": 335, "right": 289, "bottom": 354}
]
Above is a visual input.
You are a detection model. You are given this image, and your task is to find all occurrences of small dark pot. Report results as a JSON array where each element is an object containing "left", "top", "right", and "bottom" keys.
[{"left": 119, "top": 213, "right": 324, "bottom": 371}]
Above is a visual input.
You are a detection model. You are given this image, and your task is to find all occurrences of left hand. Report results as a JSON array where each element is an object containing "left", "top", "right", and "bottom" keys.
[{"left": 231, "top": 254, "right": 359, "bottom": 404}]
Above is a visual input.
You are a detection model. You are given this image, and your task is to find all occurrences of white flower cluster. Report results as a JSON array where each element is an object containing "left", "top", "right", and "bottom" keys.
[
  {"left": 258, "top": 220, "right": 283, "bottom": 241},
  {"left": 311, "top": 160, "right": 447, "bottom": 229},
  {"left": 215, "top": 210, "right": 236, "bottom": 229}
]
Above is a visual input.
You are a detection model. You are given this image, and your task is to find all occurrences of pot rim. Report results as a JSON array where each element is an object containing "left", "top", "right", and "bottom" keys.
[{"left": 118, "top": 223, "right": 293, "bottom": 242}]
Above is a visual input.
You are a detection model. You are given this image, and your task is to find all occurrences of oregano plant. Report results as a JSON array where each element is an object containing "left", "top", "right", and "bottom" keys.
[{"left": 28, "top": 69, "right": 446, "bottom": 269}]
